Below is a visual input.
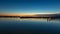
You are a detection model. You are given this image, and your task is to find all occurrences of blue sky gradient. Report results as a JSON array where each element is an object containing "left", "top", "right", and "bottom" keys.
[{"left": 0, "top": 0, "right": 60, "bottom": 14}]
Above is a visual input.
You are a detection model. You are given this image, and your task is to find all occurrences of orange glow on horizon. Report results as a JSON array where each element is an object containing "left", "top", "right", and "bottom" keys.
[
  {"left": 0, "top": 14, "right": 36, "bottom": 16},
  {"left": 0, "top": 13, "right": 58, "bottom": 16}
]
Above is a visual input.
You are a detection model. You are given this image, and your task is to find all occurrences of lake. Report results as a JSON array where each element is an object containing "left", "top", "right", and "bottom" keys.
[{"left": 0, "top": 18, "right": 60, "bottom": 34}]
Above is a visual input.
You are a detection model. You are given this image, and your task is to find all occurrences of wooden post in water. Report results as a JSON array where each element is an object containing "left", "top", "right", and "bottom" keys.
[{"left": 47, "top": 17, "right": 51, "bottom": 21}]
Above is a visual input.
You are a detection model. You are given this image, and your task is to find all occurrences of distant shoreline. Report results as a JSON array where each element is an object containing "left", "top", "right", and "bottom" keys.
[{"left": 0, "top": 14, "right": 60, "bottom": 20}]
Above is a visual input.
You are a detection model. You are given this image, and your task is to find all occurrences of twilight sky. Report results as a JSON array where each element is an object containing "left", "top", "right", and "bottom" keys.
[{"left": 0, "top": 0, "right": 60, "bottom": 14}]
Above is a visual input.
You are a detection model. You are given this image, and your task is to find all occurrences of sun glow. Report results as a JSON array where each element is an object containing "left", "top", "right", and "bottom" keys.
[
  {"left": 32, "top": 13, "right": 57, "bottom": 14},
  {"left": 21, "top": 12, "right": 58, "bottom": 14},
  {"left": 0, "top": 12, "right": 58, "bottom": 16}
]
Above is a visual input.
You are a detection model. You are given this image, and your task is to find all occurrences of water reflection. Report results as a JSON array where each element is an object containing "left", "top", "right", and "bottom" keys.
[
  {"left": 0, "top": 18, "right": 60, "bottom": 34},
  {"left": 0, "top": 18, "right": 60, "bottom": 22}
]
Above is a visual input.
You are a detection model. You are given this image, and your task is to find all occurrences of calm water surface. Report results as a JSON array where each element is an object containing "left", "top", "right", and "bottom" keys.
[{"left": 0, "top": 18, "right": 60, "bottom": 34}]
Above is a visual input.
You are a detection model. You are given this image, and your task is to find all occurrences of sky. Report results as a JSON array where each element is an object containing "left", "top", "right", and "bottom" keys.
[{"left": 0, "top": 0, "right": 60, "bottom": 14}]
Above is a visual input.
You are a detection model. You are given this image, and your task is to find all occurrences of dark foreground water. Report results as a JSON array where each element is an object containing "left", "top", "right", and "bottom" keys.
[{"left": 0, "top": 18, "right": 60, "bottom": 34}]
